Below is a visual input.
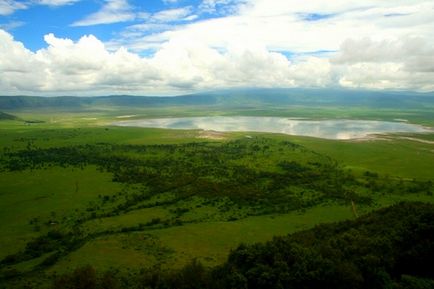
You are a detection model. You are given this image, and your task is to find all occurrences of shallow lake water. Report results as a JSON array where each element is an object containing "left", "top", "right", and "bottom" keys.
[{"left": 113, "top": 116, "right": 432, "bottom": 140}]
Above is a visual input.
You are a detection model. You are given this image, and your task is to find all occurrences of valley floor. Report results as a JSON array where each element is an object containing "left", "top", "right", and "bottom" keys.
[{"left": 0, "top": 109, "right": 433, "bottom": 288}]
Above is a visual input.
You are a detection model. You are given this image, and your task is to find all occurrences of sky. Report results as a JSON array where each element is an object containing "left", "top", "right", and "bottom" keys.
[{"left": 0, "top": 0, "right": 433, "bottom": 96}]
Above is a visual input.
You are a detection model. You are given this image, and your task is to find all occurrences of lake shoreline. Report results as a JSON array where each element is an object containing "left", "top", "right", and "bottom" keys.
[{"left": 112, "top": 116, "right": 433, "bottom": 140}]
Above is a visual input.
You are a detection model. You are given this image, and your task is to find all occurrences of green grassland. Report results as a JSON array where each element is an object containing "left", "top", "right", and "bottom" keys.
[{"left": 0, "top": 108, "right": 433, "bottom": 288}]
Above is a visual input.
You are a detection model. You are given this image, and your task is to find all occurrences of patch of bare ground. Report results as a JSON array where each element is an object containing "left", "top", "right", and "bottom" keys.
[
  {"left": 393, "top": 136, "right": 434, "bottom": 145},
  {"left": 345, "top": 134, "right": 390, "bottom": 142},
  {"left": 196, "top": 130, "right": 227, "bottom": 140}
]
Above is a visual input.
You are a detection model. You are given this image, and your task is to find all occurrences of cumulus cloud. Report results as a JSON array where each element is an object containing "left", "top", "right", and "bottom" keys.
[
  {"left": 0, "top": 30, "right": 46, "bottom": 91},
  {"left": 0, "top": 30, "right": 159, "bottom": 94},
  {"left": 72, "top": 0, "right": 135, "bottom": 26},
  {"left": 108, "top": 0, "right": 433, "bottom": 61},
  {"left": 0, "top": 29, "right": 335, "bottom": 95},
  {"left": 1, "top": 24, "right": 433, "bottom": 95},
  {"left": 337, "top": 61, "right": 434, "bottom": 92},
  {"left": 333, "top": 37, "right": 434, "bottom": 91},
  {"left": 333, "top": 37, "right": 434, "bottom": 69}
]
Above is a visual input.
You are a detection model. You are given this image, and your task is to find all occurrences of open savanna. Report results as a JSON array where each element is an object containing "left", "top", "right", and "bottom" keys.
[{"left": 0, "top": 108, "right": 433, "bottom": 289}]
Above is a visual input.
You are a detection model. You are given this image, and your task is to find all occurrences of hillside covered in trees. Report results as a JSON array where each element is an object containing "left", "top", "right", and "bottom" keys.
[
  {"left": 48, "top": 202, "right": 434, "bottom": 289},
  {"left": 0, "top": 111, "right": 17, "bottom": 120}
]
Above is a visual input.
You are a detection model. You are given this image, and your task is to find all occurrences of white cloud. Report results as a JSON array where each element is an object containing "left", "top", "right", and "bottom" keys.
[
  {"left": 0, "top": 0, "right": 27, "bottom": 15},
  {"left": 0, "top": 0, "right": 80, "bottom": 15},
  {"left": 109, "top": 6, "right": 198, "bottom": 51},
  {"left": 128, "top": 0, "right": 432, "bottom": 55},
  {"left": 184, "top": 14, "right": 199, "bottom": 21},
  {"left": 333, "top": 37, "right": 434, "bottom": 73},
  {"left": 0, "top": 20, "right": 25, "bottom": 31},
  {"left": 0, "top": 30, "right": 155, "bottom": 94},
  {"left": 336, "top": 62, "right": 434, "bottom": 92},
  {"left": 199, "top": 0, "right": 244, "bottom": 14},
  {"left": 0, "top": 30, "right": 46, "bottom": 91},
  {"left": 125, "top": 23, "right": 172, "bottom": 33},
  {"left": 0, "top": 29, "right": 334, "bottom": 95},
  {"left": 36, "top": 0, "right": 80, "bottom": 6},
  {"left": 113, "top": 0, "right": 434, "bottom": 92},
  {"left": 151, "top": 7, "right": 193, "bottom": 22},
  {"left": 72, "top": 0, "right": 135, "bottom": 26},
  {"left": 333, "top": 37, "right": 434, "bottom": 91}
]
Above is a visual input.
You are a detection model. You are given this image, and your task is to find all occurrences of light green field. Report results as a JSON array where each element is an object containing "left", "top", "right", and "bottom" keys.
[
  {"left": 289, "top": 136, "right": 434, "bottom": 180},
  {"left": 52, "top": 204, "right": 354, "bottom": 272},
  {"left": 0, "top": 166, "right": 122, "bottom": 259}
]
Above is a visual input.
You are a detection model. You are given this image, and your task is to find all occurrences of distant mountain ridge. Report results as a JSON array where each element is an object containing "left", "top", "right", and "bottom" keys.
[{"left": 1, "top": 88, "right": 434, "bottom": 110}]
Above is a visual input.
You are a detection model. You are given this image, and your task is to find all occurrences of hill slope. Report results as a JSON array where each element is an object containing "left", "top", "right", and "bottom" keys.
[
  {"left": 0, "top": 111, "right": 17, "bottom": 120},
  {"left": 48, "top": 202, "right": 434, "bottom": 289},
  {"left": 1, "top": 88, "right": 434, "bottom": 110},
  {"left": 217, "top": 201, "right": 434, "bottom": 289}
]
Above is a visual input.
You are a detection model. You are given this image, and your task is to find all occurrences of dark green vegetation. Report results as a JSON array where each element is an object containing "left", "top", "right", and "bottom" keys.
[
  {"left": 0, "top": 111, "right": 17, "bottom": 120},
  {"left": 37, "top": 202, "right": 434, "bottom": 289},
  {"left": 1, "top": 139, "right": 431, "bottom": 212},
  {"left": 0, "top": 91, "right": 433, "bottom": 289}
]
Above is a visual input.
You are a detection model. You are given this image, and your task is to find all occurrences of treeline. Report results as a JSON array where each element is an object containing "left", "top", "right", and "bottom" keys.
[
  {"left": 1, "top": 140, "right": 347, "bottom": 211},
  {"left": 2, "top": 139, "right": 431, "bottom": 214},
  {"left": 48, "top": 202, "right": 434, "bottom": 289},
  {"left": 1, "top": 230, "right": 86, "bottom": 269}
]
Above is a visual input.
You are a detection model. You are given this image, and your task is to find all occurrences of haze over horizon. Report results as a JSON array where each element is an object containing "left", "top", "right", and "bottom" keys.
[{"left": 1, "top": 0, "right": 434, "bottom": 96}]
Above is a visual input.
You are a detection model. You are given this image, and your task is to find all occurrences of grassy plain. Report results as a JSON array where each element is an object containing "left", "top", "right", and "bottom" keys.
[{"left": 0, "top": 107, "right": 433, "bottom": 288}]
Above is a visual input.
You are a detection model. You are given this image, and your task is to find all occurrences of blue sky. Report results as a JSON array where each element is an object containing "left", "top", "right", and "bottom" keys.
[
  {"left": 0, "top": 0, "right": 433, "bottom": 95},
  {"left": 1, "top": 0, "right": 232, "bottom": 51}
]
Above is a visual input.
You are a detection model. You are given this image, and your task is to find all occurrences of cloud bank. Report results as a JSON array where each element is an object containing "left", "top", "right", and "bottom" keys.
[{"left": 0, "top": 0, "right": 433, "bottom": 95}]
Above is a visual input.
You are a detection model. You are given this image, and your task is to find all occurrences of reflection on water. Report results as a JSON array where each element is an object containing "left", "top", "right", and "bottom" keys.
[{"left": 113, "top": 116, "right": 432, "bottom": 140}]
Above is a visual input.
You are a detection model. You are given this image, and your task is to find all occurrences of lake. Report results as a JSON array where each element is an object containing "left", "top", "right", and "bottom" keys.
[{"left": 113, "top": 117, "right": 432, "bottom": 140}]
